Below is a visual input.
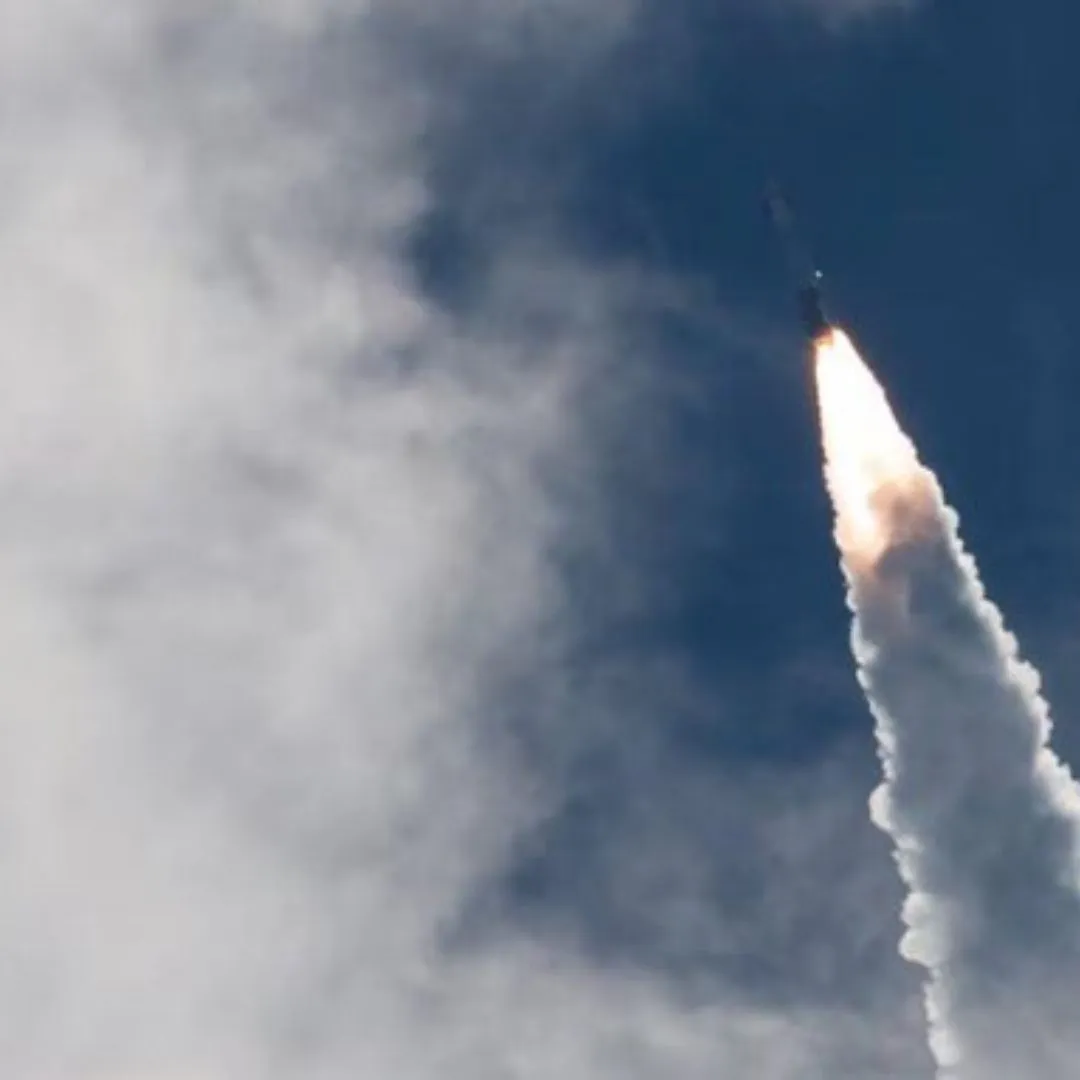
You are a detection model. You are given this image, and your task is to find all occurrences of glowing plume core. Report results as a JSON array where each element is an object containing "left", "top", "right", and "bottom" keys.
[{"left": 814, "top": 329, "right": 929, "bottom": 572}]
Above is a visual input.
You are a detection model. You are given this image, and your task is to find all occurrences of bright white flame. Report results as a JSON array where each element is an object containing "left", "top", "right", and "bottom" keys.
[{"left": 814, "top": 329, "right": 930, "bottom": 571}]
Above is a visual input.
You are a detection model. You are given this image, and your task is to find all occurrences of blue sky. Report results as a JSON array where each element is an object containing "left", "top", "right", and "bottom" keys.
[
  {"left": 418, "top": 0, "right": 1080, "bottom": 730},
  {"left": 414, "top": 0, "right": 1080, "bottom": 1063}
]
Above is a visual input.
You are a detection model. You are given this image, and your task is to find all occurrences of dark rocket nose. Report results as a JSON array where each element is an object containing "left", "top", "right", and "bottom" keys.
[{"left": 799, "top": 280, "right": 830, "bottom": 340}]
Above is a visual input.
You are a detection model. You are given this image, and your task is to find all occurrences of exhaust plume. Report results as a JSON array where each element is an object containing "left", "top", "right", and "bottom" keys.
[{"left": 815, "top": 330, "right": 1080, "bottom": 1078}]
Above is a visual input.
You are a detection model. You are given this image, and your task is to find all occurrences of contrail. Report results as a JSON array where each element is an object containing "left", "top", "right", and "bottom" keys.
[{"left": 814, "top": 330, "right": 1080, "bottom": 1078}]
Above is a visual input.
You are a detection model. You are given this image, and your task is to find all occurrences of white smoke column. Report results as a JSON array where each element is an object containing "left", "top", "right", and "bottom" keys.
[{"left": 815, "top": 329, "right": 1080, "bottom": 1078}]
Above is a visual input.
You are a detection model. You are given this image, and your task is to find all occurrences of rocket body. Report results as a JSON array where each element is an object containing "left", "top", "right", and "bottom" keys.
[{"left": 765, "top": 184, "right": 832, "bottom": 342}]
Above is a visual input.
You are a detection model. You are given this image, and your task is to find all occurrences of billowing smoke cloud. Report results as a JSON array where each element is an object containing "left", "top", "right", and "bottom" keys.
[
  {"left": 816, "top": 331, "right": 1080, "bottom": 1078},
  {"left": 0, "top": 0, "right": 619, "bottom": 1075}
]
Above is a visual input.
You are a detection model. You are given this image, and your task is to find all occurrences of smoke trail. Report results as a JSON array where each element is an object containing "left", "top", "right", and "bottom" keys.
[{"left": 814, "top": 330, "right": 1080, "bottom": 1078}]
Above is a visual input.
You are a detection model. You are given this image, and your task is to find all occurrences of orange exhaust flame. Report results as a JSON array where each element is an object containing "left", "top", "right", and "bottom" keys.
[{"left": 813, "top": 329, "right": 936, "bottom": 575}]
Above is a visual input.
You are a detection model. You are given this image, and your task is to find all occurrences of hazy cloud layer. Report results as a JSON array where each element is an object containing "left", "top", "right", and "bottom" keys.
[{"left": 0, "top": 2, "right": 606, "bottom": 1075}]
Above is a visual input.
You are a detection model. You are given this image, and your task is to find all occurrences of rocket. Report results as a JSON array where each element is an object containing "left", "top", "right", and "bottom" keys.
[{"left": 764, "top": 183, "right": 831, "bottom": 342}]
